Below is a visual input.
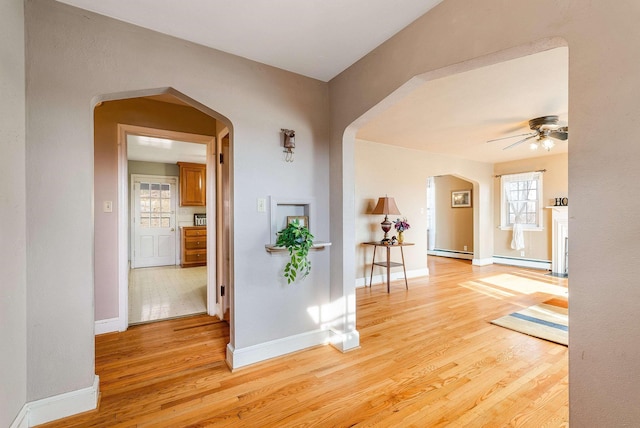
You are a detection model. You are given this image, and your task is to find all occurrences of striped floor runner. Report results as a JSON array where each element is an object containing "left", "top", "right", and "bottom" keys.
[{"left": 491, "top": 298, "right": 568, "bottom": 345}]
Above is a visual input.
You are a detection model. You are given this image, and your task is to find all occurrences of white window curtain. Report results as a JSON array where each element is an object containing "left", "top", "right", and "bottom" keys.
[
  {"left": 426, "top": 176, "right": 436, "bottom": 251},
  {"left": 503, "top": 171, "right": 540, "bottom": 251}
]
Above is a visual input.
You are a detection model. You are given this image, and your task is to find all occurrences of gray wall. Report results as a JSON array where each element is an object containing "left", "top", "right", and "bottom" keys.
[
  {"left": 0, "top": 0, "right": 27, "bottom": 424},
  {"left": 330, "top": 0, "right": 640, "bottom": 424},
  {"left": 128, "top": 160, "right": 180, "bottom": 178},
  {"left": 25, "top": 0, "right": 330, "bottom": 402},
  {"left": 13, "top": 0, "right": 640, "bottom": 424}
]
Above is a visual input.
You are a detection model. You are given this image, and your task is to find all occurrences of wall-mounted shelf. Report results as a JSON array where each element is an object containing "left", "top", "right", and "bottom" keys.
[
  {"left": 265, "top": 241, "right": 331, "bottom": 253},
  {"left": 269, "top": 196, "right": 315, "bottom": 245}
]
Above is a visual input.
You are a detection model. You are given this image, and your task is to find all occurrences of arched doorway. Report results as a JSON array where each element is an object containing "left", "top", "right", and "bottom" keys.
[{"left": 93, "top": 89, "right": 233, "bottom": 343}]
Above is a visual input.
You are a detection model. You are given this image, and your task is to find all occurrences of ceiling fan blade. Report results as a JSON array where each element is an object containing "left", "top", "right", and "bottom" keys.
[
  {"left": 487, "top": 132, "right": 535, "bottom": 143},
  {"left": 503, "top": 134, "right": 537, "bottom": 150},
  {"left": 549, "top": 127, "right": 568, "bottom": 140}
]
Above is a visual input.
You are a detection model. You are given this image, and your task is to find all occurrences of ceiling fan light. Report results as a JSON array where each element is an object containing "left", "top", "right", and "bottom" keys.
[
  {"left": 530, "top": 141, "right": 539, "bottom": 150},
  {"left": 541, "top": 138, "right": 555, "bottom": 151}
]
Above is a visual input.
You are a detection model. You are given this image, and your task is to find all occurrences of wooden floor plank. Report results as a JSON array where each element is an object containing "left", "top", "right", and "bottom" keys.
[{"left": 38, "top": 257, "right": 568, "bottom": 427}]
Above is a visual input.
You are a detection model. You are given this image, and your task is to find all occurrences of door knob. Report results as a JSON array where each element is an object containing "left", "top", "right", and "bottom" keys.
[{"left": 171, "top": 228, "right": 175, "bottom": 231}]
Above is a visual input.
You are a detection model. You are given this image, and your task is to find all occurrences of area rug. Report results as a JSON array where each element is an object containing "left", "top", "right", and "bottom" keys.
[{"left": 491, "top": 298, "right": 568, "bottom": 345}]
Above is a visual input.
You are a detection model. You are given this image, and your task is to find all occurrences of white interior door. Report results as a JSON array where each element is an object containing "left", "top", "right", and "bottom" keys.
[{"left": 132, "top": 176, "right": 177, "bottom": 268}]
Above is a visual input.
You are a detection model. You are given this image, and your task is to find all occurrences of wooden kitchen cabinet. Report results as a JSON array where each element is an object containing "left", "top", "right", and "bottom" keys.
[
  {"left": 177, "top": 162, "right": 206, "bottom": 206},
  {"left": 181, "top": 226, "right": 207, "bottom": 267}
]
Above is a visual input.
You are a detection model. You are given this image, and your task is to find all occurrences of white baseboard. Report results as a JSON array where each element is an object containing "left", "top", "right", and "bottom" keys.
[
  {"left": 428, "top": 249, "right": 474, "bottom": 260},
  {"left": 472, "top": 257, "right": 494, "bottom": 266},
  {"left": 355, "top": 267, "right": 429, "bottom": 288},
  {"left": 9, "top": 405, "right": 28, "bottom": 428},
  {"left": 94, "top": 317, "right": 120, "bottom": 335},
  {"left": 328, "top": 328, "right": 360, "bottom": 352},
  {"left": 226, "top": 329, "right": 330, "bottom": 370},
  {"left": 492, "top": 255, "right": 551, "bottom": 270},
  {"left": 26, "top": 375, "right": 99, "bottom": 426}
]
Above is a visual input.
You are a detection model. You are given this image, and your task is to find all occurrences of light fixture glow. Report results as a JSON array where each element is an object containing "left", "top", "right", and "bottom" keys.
[
  {"left": 530, "top": 141, "right": 539, "bottom": 150},
  {"left": 541, "top": 138, "right": 555, "bottom": 151}
]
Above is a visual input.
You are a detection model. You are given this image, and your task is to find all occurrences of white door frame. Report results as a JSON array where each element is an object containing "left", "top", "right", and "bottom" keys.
[{"left": 117, "top": 124, "right": 216, "bottom": 331}]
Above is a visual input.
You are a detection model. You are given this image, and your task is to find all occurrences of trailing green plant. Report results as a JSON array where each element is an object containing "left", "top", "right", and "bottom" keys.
[{"left": 275, "top": 220, "right": 314, "bottom": 284}]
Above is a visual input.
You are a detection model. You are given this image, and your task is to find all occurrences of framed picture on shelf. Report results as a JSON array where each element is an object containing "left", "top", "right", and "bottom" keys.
[
  {"left": 287, "top": 215, "right": 309, "bottom": 228},
  {"left": 451, "top": 190, "right": 471, "bottom": 208}
]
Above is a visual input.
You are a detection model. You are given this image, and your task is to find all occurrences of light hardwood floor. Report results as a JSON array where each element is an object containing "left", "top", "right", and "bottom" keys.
[{"left": 39, "top": 257, "right": 568, "bottom": 427}]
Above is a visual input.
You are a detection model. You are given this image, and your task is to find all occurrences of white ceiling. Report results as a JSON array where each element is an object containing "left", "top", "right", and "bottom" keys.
[
  {"left": 57, "top": 0, "right": 443, "bottom": 82},
  {"left": 127, "top": 135, "right": 207, "bottom": 164},
  {"left": 357, "top": 47, "right": 568, "bottom": 164},
  {"left": 66, "top": 2, "right": 567, "bottom": 164}
]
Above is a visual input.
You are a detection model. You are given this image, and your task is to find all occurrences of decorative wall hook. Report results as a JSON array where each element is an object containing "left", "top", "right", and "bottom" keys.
[{"left": 281, "top": 128, "right": 295, "bottom": 162}]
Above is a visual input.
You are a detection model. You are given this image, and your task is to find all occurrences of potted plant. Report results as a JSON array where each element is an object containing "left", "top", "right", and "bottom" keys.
[{"left": 275, "top": 219, "right": 314, "bottom": 283}]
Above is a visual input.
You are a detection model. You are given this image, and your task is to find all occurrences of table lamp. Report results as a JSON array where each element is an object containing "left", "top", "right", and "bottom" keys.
[{"left": 371, "top": 196, "right": 401, "bottom": 242}]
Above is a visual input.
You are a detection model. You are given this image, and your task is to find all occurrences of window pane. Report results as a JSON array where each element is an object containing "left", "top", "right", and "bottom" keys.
[
  {"left": 140, "top": 198, "right": 150, "bottom": 213},
  {"left": 161, "top": 217, "right": 170, "bottom": 228},
  {"left": 140, "top": 217, "right": 150, "bottom": 228},
  {"left": 151, "top": 198, "right": 161, "bottom": 212},
  {"left": 161, "top": 184, "right": 171, "bottom": 198},
  {"left": 150, "top": 183, "right": 161, "bottom": 198},
  {"left": 502, "top": 174, "right": 542, "bottom": 228},
  {"left": 161, "top": 198, "right": 170, "bottom": 212},
  {"left": 150, "top": 215, "right": 160, "bottom": 228}
]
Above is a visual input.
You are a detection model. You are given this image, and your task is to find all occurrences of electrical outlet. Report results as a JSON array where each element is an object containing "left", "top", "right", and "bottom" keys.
[
  {"left": 463, "top": 245, "right": 467, "bottom": 251},
  {"left": 103, "top": 201, "right": 112, "bottom": 213},
  {"left": 520, "top": 250, "right": 525, "bottom": 257},
  {"left": 257, "top": 198, "right": 266, "bottom": 213}
]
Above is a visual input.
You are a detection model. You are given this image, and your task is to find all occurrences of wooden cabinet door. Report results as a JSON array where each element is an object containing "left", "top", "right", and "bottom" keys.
[{"left": 178, "top": 162, "right": 206, "bottom": 206}]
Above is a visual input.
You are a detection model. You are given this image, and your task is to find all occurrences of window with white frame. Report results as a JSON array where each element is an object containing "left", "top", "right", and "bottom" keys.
[{"left": 500, "top": 171, "right": 543, "bottom": 230}]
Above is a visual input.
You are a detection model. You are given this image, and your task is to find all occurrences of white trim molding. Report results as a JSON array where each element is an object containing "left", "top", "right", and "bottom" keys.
[
  {"left": 355, "top": 267, "right": 429, "bottom": 288},
  {"left": 226, "top": 329, "right": 330, "bottom": 370},
  {"left": 9, "top": 405, "right": 28, "bottom": 428},
  {"left": 472, "top": 257, "right": 494, "bottom": 266},
  {"left": 428, "top": 249, "right": 474, "bottom": 260},
  {"left": 116, "top": 124, "right": 217, "bottom": 334},
  {"left": 492, "top": 255, "right": 551, "bottom": 270},
  {"left": 94, "top": 317, "right": 120, "bottom": 335},
  {"left": 328, "top": 328, "right": 360, "bottom": 352},
  {"left": 25, "top": 375, "right": 99, "bottom": 426}
]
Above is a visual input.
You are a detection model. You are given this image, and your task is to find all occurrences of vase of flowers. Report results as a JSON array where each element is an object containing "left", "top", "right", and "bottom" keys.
[{"left": 394, "top": 218, "right": 410, "bottom": 243}]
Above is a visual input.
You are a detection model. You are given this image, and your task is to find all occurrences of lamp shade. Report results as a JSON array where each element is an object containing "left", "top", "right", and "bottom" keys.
[{"left": 372, "top": 197, "right": 401, "bottom": 215}]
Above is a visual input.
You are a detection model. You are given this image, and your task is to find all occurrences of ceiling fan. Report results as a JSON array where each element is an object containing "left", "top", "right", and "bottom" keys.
[{"left": 488, "top": 115, "right": 568, "bottom": 151}]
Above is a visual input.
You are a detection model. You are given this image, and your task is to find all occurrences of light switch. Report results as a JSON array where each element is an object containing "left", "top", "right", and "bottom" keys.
[
  {"left": 257, "top": 198, "right": 266, "bottom": 213},
  {"left": 103, "top": 201, "right": 113, "bottom": 213}
]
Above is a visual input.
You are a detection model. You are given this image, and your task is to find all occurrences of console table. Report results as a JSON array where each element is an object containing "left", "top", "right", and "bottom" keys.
[{"left": 363, "top": 242, "right": 414, "bottom": 293}]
